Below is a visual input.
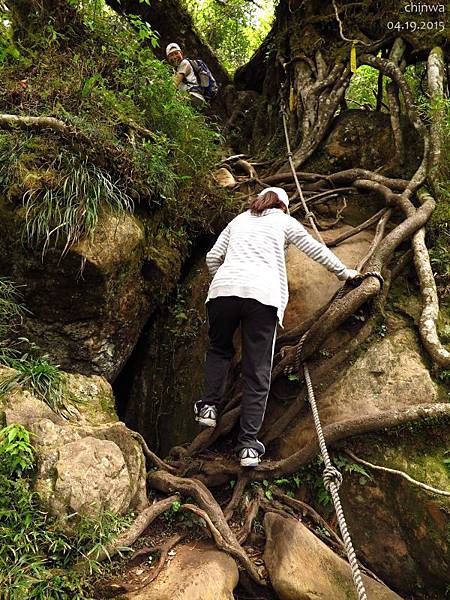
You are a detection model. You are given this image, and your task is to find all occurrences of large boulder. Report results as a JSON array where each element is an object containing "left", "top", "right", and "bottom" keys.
[
  {"left": 0, "top": 366, "right": 147, "bottom": 520},
  {"left": 277, "top": 322, "right": 438, "bottom": 457},
  {"left": 283, "top": 227, "right": 373, "bottom": 329},
  {"left": 117, "top": 541, "right": 239, "bottom": 600},
  {"left": 263, "top": 512, "right": 402, "bottom": 599},
  {"left": 0, "top": 202, "right": 186, "bottom": 381}
]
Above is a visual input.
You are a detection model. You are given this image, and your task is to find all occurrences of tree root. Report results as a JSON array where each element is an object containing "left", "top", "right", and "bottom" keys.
[
  {"left": 148, "top": 470, "right": 267, "bottom": 585},
  {"left": 224, "top": 473, "right": 250, "bottom": 521},
  {"left": 271, "top": 487, "right": 343, "bottom": 548},
  {"left": 123, "top": 532, "right": 187, "bottom": 592},
  {"left": 413, "top": 190, "right": 450, "bottom": 367},
  {"left": 267, "top": 314, "right": 377, "bottom": 445},
  {"left": 345, "top": 450, "right": 450, "bottom": 497},
  {"left": 357, "top": 208, "right": 392, "bottom": 272},
  {"left": 256, "top": 403, "right": 450, "bottom": 479},
  {"left": 131, "top": 430, "right": 177, "bottom": 473},
  {"left": 237, "top": 487, "right": 264, "bottom": 544},
  {"left": 78, "top": 495, "right": 179, "bottom": 568},
  {"left": 0, "top": 113, "right": 76, "bottom": 135},
  {"left": 328, "top": 208, "right": 389, "bottom": 247}
]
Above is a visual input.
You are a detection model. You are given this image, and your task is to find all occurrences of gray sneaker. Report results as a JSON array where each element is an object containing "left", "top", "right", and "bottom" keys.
[
  {"left": 194, "top": 402, "right": 217, "bottom": 427},
  {"left": 239, "top": 447, "right": 262, "bottom": 467}
]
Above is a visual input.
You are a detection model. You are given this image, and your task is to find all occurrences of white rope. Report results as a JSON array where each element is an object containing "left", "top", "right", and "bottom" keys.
[
  {"left": 280, "top": 101, "right": 368, "bottom": 598},
  {"left": 304, "top": 359, "right": 368, "bottom": 600}
]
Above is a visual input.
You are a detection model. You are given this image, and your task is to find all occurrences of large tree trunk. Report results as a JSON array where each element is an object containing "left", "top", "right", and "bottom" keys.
[{"left": 234, "top": 0, "right": 449, "bottom": 163}]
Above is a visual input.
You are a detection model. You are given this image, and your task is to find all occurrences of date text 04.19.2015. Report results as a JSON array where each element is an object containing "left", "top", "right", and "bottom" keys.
[{"left": 387, "top": 21, "right": 445, "bottom": 31}]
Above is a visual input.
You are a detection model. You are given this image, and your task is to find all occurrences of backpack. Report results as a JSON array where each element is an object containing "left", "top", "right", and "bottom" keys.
[{"left": 186, "top": 58, "right": 218, "bottom": 101}]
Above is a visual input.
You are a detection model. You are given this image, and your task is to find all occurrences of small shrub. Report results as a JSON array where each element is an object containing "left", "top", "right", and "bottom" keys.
[
  {"left": 0, "top": 344, "right": 78, "bottom": 417},
  {"left": 0, "top": 277, "right": 28, "bottom": 339},
  {"left": 0, "top": 424, "right": 35, "bottom": 478}
]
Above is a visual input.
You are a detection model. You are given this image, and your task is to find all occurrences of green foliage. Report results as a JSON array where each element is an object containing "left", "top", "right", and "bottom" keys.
[
  {"left": 438, "top": 370, "right": 450, "bottom": 384},
  {"left": 271, "top": 454, "right": 371, "bottom": 510},
  {"left": 346, "top": 65, "right": 380, "bottom": 110},
  {"left": 262, "top": 479, "right": 273, "bottom": 500},
  {"left": 164, "top": 497, "right": 206, "bottom": 530},
  {"left": 287, "top": 373, "right": 300, "bottom": 382},
  {"left": 0, "top": 425, "right": 134, "bottom": 599},
  {"left": 0, "top": 277, "right": 29, "bottom": 365},
  {"left": 167, "top": 289, "right": 204, "bottom": 341},
  {"left": 0, "top": 0, "right": 221, "bottom": 256},
  {"left": 0, "top": 277, "right": 28, "bottom": 340},
  {"left": 184, "top": 0, "right": 274, "bottom": 73},
  {"left": 20, "top": 153, "right": 134, "bottom": 254},
  {"left": 443, "top": 451, "right": 450, "bottom": 476},
  {"left": 0, "top": 424, "right": 35, "bottom": 478},
  {"left": 0, "top": 343, "right": 78, "bottom": 417}
]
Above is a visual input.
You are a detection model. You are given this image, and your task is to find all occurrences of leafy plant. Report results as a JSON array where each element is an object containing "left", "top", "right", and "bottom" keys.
[
  {"left": 262, "top": 479, "right": 273, "bottom": 500},
  {"left": 21, "top": 153, "right": 134, "bottom": 256},
  {"left": 0, "top": 424, "right": 35, "bottom": 478},
  {"left": 346, "top": 64, "right": 380, "bottom": 110},
  {"left": 0, "top": 344, "right": 78, "bottom": 416},
  {"left": 0, "top": 277, "right": 28, "bottom": 339},
  {"left": 438, "top": 370, "right": 450, "bottom": 383}
]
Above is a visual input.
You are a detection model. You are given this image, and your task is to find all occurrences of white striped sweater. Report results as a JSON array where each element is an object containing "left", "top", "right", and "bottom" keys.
[{"left": 206, "top": 208, "right": 352, "bottom": 327}]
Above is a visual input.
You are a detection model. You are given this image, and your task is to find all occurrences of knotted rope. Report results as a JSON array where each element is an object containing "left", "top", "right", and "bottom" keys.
[{"left": 279, "top": 96, "right": 386, "bottom": 600}]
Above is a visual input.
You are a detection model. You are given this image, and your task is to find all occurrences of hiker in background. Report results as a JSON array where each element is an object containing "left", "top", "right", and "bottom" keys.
[
  {"left": 166, "top": 42, "right": 218, "bottom": 105},
  {"left": 194, "top": 187, "right": 360, "bottom": 468}
]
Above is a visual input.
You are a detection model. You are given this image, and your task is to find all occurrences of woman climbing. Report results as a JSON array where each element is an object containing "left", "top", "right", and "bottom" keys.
[{"left": 194, "top": 187, "right": 359, "bottom": 467}]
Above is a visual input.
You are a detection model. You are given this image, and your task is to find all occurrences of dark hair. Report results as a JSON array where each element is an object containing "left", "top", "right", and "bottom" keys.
[{"left": 250, "top": 191, "right": 287, "bottom": 215}]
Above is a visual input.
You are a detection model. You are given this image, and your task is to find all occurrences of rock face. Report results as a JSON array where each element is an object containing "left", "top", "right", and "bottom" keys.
[
  {"left": 314, "top": 110, "right": 422, "bottom": 179},
  {"left": 278, "top": 323, "right": 438, "bottom": 457},
  {"left": 264, "top": 512, "right": 403, "bottom": 599},
  {"left": 118, "top": 542, "right": 239, "bottom": 600},
  {"left": 0, "top": 202, "right": 190, "bottom": 381},
  {"left": 0, "top": 204, "right": 151, "bottom": 380},
  {"left": 0, "top": 366, "right": 147, "bottom": 520},
  {"left": 340, "top": 427, "right": 450, "bottom": 595},
  {"left": 283, "top": 227, "right": 373, "bottom": 329},
  {"left": 117, "top": 254, "right": 212, "bottom": 454}
]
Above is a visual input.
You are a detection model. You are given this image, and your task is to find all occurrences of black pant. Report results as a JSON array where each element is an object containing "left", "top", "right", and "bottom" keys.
[{"left": 199, "top": 296, "right": 277, "bottom": 454}]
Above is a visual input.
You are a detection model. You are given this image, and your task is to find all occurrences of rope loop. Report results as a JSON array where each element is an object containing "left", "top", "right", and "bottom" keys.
[{"left": 323, "top": 465, "right": 343, "bottom": 491}]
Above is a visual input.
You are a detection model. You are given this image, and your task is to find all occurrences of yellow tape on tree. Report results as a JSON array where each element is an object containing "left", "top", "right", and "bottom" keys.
[{"left": 350, "top": 42, "right": 357, "bottom": 73}]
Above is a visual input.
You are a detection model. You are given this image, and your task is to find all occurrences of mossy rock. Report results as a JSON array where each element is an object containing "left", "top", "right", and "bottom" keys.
[
  {"left": 0, "top": 365, "right": 147, "bottom": 522},
  {"left": 340, "top": 425, "right": 450, "bottom": 597},
  {"left": 0, "top": 197, "right": 185, "bottom": 380}
]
